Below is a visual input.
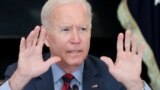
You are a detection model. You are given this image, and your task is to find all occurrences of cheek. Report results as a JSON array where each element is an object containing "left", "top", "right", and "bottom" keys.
[
  {"left": 48, "top": 41, "right": 63, "bottom": 56},
  {"left": 82, "top": 36, "right": 91, "bottom": 49},
  {"left": 48, "top": 33, "right": 63, "bottom": 45},
  {"left": 49, "top": 37, "right": 66, "bottom": 49}
]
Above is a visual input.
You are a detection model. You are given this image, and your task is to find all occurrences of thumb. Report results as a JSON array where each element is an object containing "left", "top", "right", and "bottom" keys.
[
  {"left": 100, "top": 56, "right": 114, "bottom": 70},
  {"left": 45, "top": 56, "right": 61, "bottom": 67}
]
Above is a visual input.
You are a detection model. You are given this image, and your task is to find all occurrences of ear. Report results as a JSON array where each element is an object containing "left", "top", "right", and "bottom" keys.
[{"left": 41, "top": 26, "right": 50, "bottom": 47}]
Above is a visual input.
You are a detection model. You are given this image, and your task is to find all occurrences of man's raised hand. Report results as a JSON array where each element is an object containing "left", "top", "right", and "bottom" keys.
[
  {"left": 101, "top": 30, "right": 145, "bottom": 90},
  {"left": 9, "top": 26, "right": 61, "bottom": 90}
]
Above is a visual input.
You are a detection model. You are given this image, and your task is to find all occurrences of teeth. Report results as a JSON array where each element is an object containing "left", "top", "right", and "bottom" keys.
[{"left": 68, "top": 50, "right": 81, "bottom": 53}]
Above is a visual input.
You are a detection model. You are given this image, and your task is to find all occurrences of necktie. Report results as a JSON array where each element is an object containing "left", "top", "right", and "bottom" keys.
[{"left": 62, "top": 74, "right": 74, "bottom": 90}]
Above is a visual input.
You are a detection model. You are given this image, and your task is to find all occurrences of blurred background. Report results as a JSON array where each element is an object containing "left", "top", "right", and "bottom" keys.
[{"left": 1, "top": 0, "right": 160, "bottom": 89}]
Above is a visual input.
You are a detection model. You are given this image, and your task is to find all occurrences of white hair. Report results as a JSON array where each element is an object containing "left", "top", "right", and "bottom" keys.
[{"left": 41, "top": 0, "right": 92, "bottom": 28}]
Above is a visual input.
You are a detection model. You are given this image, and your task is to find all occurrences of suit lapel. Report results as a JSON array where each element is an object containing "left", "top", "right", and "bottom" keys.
[
  {"left": 34, "top": 68, "right": 54, "bottom": 90},
  {"left": 83, "top": 58, "right": 103, "bottom": 90}
]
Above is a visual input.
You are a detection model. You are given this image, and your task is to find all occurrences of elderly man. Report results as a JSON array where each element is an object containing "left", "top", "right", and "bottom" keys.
[{"left": 0, "top": 0, "right": 151, "bottom": 90}]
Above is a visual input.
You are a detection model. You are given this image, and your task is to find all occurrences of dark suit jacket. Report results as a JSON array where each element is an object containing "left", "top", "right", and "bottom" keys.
[{"left": 4, "top": 53, "right": 126, "bottom": 90}]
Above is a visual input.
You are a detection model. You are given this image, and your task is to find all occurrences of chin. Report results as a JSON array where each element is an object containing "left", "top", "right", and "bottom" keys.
[{"left": 67, "top": 58, "right": 85, "bottom": 66}]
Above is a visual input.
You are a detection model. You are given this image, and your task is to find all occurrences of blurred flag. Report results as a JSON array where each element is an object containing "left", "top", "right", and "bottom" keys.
[
  {"left": 128, "top": 0, "right": 160, "bottom": 68},
  {"left": 117, "top": 0, "right": 160, "bottom": 90},
  {"left": 155, "top": 0, "right": 160, "bottom": 5}
]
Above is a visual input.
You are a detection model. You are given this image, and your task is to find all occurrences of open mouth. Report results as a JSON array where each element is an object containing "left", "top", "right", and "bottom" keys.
[{"left": 67, "top": 50, "right": 82, "bottom": 54}]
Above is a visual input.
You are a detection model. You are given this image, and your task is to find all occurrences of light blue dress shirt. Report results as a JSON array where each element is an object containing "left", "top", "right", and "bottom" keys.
[{"left": 51, "top": 63, "right": 84, "bottom": 90}]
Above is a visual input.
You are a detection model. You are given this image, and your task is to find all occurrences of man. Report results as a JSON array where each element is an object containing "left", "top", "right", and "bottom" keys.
[{"left": 0, "top": 0, "right": 151, "bottom": 90}]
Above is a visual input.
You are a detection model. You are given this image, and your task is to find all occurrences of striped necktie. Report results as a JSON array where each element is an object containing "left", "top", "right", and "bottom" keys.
[{"left": 62, "top": 74, "right": 74, "bottom": 90}]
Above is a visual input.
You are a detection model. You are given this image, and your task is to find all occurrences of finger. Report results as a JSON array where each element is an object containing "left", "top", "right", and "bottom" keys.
[
  {"left": 138, "top": 42, "right": 145, "bottom": 58},
  {"left": 32, "top": 26, "right": 41, "bottom": 46},
  {"left": 26, "top": 30, "right": 34, "bottom": 48},
  {"left": 19, "top": 37, "right": 25, "bottom": 53},
  {"left": 131, "top": 35, "right": 138, "bottom": 54},
  {"left": 37, "top": 27, "right": 46, "bottom": 48},
  {"left": 26, "top": 26, "right": 41, "bottom": 48},
  {"left": 117, "top": 33, "right": 124, "bottom": 52},
  {"left": 45, "top": 56, "right": 61, "bottom": 67},
  {"left": 125, "top": 30, "right": 131, "bottom": 52},
  {"left": 100, "top": 56, "right": 114, "bottom": 70}
]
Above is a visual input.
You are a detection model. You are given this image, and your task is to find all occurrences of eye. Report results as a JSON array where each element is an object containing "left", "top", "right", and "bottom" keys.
[
  {"left": 62, "top": 28, "right": 70, "bottom": 32},
  {"left": 80, "top": 27, "right": 87, "bottom": 31}
]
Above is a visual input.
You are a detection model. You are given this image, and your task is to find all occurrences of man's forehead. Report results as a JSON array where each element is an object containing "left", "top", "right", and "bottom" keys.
[
  {"left": 50, "top": 4, "right": 89, "bottom": 21},
  {"left": 46, "top": 2, "right": 91, "bottom": 28},
  {"left": 52, "top": 2, "right": 86, "bottom": 13}
]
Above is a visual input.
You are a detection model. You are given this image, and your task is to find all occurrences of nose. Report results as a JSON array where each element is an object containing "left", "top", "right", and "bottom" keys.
[{"left": 70, "top": 29, "right": 81, "bottom": 44}]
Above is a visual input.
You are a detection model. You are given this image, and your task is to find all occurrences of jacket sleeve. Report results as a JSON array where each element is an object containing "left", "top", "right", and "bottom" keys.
[{"left": 4, "top": 63, "right": 17, "bottom": 82}]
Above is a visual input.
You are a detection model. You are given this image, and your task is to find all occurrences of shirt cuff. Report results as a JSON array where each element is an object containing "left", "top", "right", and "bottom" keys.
[
  {"left": 143, "top": 81, "right": 152, "bottom": 90},
  {"left": 0, "top": 80, "right": 11, "bottom": 90}
]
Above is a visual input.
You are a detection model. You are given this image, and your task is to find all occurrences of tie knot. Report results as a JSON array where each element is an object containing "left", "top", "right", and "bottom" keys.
[{"left": 62, "top": 74, "right": 74, "bottom": 83}]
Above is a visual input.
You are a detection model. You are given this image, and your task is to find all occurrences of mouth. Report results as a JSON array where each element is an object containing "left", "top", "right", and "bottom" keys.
[{"left": 67, "top": 50, "right": 82, "bottom": 55}]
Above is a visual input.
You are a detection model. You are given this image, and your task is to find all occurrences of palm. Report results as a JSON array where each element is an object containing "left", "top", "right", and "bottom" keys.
[
  {"left": 18, "top": 44, "right": 45, "bottom": 78},
  {"left": 17, "top": 26, "right": 60, "bottom": 78},
  {"left": 101, "top": 30, "right": 145, "bottom": 87},
  {"left": 113, "top": 51, "right": 142, "bottom": 82}
]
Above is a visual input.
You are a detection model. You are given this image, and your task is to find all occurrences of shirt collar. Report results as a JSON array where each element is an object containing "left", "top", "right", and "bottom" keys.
[{"left": 51, "top": 63, "right": 84, "bottom": 84}]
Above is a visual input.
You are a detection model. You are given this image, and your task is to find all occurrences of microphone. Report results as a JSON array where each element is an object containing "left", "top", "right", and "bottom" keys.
[{"left": 72, "top": 84, "right": 79, "bottom": 90}]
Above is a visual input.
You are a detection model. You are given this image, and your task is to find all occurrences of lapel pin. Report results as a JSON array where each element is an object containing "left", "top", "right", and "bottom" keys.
[{"left": 92, "top": 84, "right": 98, "bottom": 88}]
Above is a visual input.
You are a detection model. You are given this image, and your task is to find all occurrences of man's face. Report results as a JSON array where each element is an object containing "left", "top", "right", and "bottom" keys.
[{"left": 46, "top": 2, "right": 91, "bottom": 67}]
